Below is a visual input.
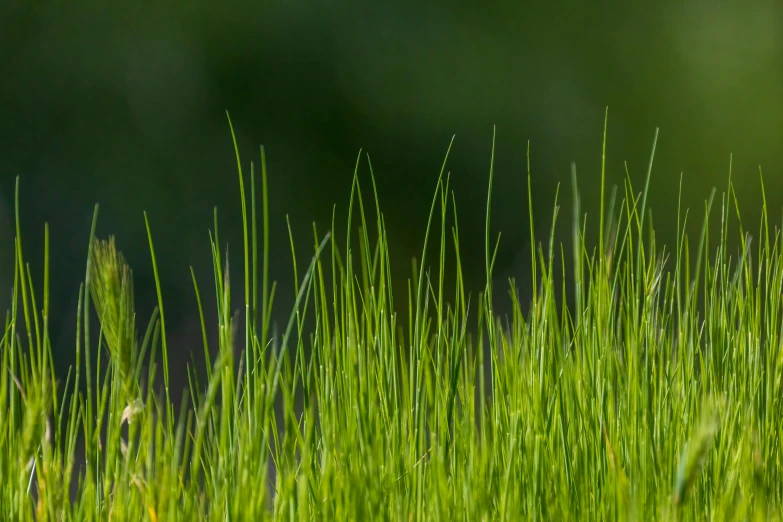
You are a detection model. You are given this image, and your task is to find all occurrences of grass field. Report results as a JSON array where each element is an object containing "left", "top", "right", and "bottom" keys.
[{"left": 1, "top": 118, "right": 782, "bottom": 521}]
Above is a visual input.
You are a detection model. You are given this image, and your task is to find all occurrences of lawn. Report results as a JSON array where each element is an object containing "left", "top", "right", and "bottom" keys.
[{"left": 1, "top": 116, "right": 781, "bottom": 521}]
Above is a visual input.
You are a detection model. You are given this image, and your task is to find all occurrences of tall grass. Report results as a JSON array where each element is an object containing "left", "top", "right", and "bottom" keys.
[{"left": 0, "top": 117, "right": 781, "bottom": 520}]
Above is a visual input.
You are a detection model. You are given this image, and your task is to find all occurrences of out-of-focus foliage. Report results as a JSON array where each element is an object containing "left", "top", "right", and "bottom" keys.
[{"left": 0, "top": 0, "right": 780, "bottom": 378}]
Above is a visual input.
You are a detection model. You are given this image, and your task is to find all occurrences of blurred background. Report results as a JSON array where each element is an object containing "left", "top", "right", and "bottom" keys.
[{"left": 1, "top": 0, "right": 782, "bottom": 392}]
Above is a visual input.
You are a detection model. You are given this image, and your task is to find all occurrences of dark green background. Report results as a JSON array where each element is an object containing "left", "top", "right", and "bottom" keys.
[{"left": 1, "top": 1, "right": 781, "bottom": 391}]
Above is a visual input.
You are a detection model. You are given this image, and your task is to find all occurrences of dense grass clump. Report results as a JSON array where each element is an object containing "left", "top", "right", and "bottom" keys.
[{"left": 0, "top": 119, "right": 781, "bottom": 521}]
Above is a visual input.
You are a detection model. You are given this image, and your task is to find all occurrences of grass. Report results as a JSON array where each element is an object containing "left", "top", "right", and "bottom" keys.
[{"left": 0, "top": 114, "right": 782, "bottom": 521}]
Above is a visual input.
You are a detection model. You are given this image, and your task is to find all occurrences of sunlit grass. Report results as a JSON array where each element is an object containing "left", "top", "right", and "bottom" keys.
[{"left": 0, "top": 115, "right": 781, "bottom": 521}]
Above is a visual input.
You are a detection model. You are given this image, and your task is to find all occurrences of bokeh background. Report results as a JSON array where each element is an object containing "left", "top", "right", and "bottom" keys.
[{"left": 1, "top": 1, "right": 782, "bottom": 393}]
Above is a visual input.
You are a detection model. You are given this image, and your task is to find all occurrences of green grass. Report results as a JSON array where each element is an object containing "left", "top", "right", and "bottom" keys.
[{"left": 1, "top": 115, "right": 782, "bottom": 521}]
